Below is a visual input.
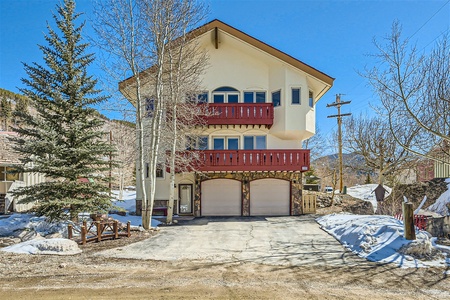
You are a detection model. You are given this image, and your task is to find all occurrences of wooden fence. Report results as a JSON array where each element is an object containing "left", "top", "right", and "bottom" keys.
[{"left": 68, "top": 220, "right": 131, "bottom": 245}]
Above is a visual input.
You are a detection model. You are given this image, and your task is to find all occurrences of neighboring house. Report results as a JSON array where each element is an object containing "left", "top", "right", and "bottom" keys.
[
  {"left": 416, "top": 142, "right": 450, "bottom": 182},
  {"left": 120, "top": 19, "right": 334, "bottom": 217},
  {"left": 0, "top": 131, "right": 45, "bottom": 213}
]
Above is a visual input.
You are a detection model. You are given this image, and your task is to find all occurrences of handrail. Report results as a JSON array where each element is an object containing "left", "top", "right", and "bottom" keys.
[
  {"left": 180, "top": 149, "right": 310, "bottom": 172},
  {"left": 204, "top": 103, "right": 274, "bottom": 126}
]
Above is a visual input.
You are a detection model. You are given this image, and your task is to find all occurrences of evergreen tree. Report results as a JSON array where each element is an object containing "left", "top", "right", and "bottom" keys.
[
  {"left": 0, "top": 96, "right": 12, "bottom": 130},
  {"left": 11, "top": 0, "right": 115, "bottom": 221}
]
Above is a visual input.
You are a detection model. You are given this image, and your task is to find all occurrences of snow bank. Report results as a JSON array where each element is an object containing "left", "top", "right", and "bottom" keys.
[
  {"left": 0, "top": 214, "right": 67, "bottom": 237},
  {"left": 346, "top": 184, "right": 391, "bottom": 212},
  {"left": 1, "top": 238, "right": 81, "bottom": 255},
  {"left": 317, "top": 213, "right": 449, "bottom": 268},
  {"left": 427, "top": 178, "right": 450, "bottom": 216}
]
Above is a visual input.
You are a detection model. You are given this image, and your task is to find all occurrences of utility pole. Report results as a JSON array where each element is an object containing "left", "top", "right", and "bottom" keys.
[{"left": 327, "top": 94, "right": 351, "bottom": 193}]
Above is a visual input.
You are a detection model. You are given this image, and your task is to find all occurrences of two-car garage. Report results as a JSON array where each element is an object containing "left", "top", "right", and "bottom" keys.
[{"left": 201, "top": 178, "right": 290, "bottom": 216}]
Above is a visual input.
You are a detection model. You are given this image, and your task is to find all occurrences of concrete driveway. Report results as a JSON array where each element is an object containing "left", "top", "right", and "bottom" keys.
[{"left": 98, "top": 215, "right": 370, "bottom": 267}]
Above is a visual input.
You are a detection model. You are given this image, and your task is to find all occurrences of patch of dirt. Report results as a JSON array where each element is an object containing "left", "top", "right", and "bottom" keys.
[
  {"left": 78, "top": 229, "right": 158, "bottom": 254},
  {"left": 1, "top": 220, "right": 449, "bottom": 299}
]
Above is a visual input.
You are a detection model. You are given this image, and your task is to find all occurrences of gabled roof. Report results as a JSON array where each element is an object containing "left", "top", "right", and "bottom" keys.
[{"left": 119, "top": 19, "right": 334, "bottom": 91}]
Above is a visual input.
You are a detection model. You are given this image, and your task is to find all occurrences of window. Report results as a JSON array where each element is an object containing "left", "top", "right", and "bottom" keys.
[
  {"left": 212, "top": 86, "right": 240, "bottom": 103},
  {"left": 292, "top": 88, "right": 300, "bottom": 104},
  {"left": 244, "top": 91, "right": 266, "bottom": 103},
  {"left": 243, "top": 136, "right": 266, "bottom": 150},
  {"left": 186, "top": 92, "right": 208, "bottom": 103},
  {"left": 145, "top": 163, "right": 164, "bottom": 178},
  {"left": 145, "top": 97, "right": 154, "bottom": 117},
  {"left": 198, "top": 92, "right": 208, "bottom": 103},
  {"left": 186, "top": 136, "right": 208, "bottom": 150},
  {"left": 272, "top": 90, "right": 281, "bottom": 107},
  {"left": 156, "top": 166, "right": 164, "bottom": 178},
  {"left": 309, "top": 91, "right": 314, "bottom": 108},
  {"left": 198, "top": 136, "right": 208, "bottom": 150},
  {"left": 213, "top": 137, "right": 239, "bottom": 150},
  {"left": 0, "top": 166, "right": 20, "bottom": 182}
]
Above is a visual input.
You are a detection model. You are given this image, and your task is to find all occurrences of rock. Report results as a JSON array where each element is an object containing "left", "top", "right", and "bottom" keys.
[
  {"left": 173, "top": 220, "right": 178, "bottom": 224},
  {"left": 343, "top": 200, "right": 374, "bottom": 215},
  {"left": 45, "top": 232, "right": 63, "bottom": 239},
  {"left": 0, "top": 237, "right": 21, "bottom": 247},
  {"left": 59, "top": 263, "right": 67, "bottom": 268}
]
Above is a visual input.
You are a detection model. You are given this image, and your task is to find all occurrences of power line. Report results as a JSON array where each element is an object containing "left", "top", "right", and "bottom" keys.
[{"left": 408, "top": 0, "right": 450, "bottom": 40}]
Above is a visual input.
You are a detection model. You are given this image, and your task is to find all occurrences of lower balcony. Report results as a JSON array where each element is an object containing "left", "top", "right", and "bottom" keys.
[{"left": 178, "top": 150, "right": 310, "bottom": 172}]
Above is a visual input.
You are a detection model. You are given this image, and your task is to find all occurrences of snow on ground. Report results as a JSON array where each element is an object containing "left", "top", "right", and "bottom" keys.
[
  {"left": 1, "top": 238, "right": 81, "bottom": 255},
  {"left": 346, "top": 184, "right": 391, "bottom": 213},
  {"left": 317, "top": 213, "right": 450, "bottom": 268},
  {"left": 0, "top": 189, "right": 160, "bottom": 255},
  {"left": 427, "top": 178, "right": 450, "bottom": 216}
]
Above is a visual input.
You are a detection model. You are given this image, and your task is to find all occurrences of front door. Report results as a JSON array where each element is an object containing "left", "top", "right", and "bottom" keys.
[{"left": 179, "top": 184, "right": 193, "bottom": 214}]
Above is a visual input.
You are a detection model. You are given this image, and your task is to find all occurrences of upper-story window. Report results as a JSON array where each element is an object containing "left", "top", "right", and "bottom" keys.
[
  {"left": 186, "top": 92, "right": 208, "bottom": 103},
  {"left": 243, "top": 136, "right": 266, "bottom": 150},
  {"left": 309, "top": 91, "right": 314, "bottom": 108},
  {"left": 213, "top": 137, "right": 239, "bottom": 150},
  {"left": 212, "top": 86, "right": 239, "bottom": 103},
  {"left": 244, "top": 91, "right": 266, "bottom": 103},
  {"left": 291, "top": 88, "right": 301, "bottom": 105},
  {"left": 186, "top": 136, "right": 208, "bottom": 150},
  {"left": 272, "top": 90, "right": 281, "bottom": 107}
]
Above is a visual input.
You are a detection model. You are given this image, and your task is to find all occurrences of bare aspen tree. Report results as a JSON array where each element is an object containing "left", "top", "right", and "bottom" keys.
[
  {"left": 94, "top": 0, "right": 208, "bottom": 228},
  {"left": 365, "top": 22, "right": 450, "bottom": 165},
  {"left": 156, "top": 0, "right": 208, "bottom": 224},
  {"left": 93, "top": 0, "right": 151, "bottom": 228}
]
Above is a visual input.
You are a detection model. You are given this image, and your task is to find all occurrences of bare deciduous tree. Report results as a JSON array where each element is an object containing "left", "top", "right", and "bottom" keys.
[
  {"left": 344, "top": 114, "right": 416, "bottom": 185},
  {"left": 94, "top": 0, "right": 208, "bottom": 228},
  {"left": 364, "top": 22, "right": 450, "bottom": 166}
]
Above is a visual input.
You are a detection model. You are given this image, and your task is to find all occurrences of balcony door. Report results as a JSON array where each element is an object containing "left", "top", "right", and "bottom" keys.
[{"left": 213, "top": 137, "right": 239, "bottom": 150}]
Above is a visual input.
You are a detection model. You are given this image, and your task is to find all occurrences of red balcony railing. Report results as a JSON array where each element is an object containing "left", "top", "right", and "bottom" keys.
[
  {"left": 205, "top": 103, "right": 274, "bottom": 127},
  {"left": 180, "top": 149, "right": 310, "bottom": 172}
]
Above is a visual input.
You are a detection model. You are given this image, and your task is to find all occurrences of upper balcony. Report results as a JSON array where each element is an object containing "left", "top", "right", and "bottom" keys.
[
  {"left": 204, "top": 103, "right": 274, "bottom": 128},
  {"left": 179, "top": 149, "right": 310, "bottom": 172}
]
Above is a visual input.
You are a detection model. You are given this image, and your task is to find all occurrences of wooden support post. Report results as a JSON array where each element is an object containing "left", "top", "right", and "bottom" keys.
[
  {"left": 83, "top": 220, "right": 87, "bottom": 229},
  {"left": 96, "top": 221, "right": 102, "bottom": 242},
  {"left": 113, "top": 220, "right": 118, "bottom": 239},
  {"left": 68, "top": 224, "right": 73, "bottom": 240},
  {"left": 127, "top": 221, "right": 131, "bottom": 237},
  {"left": 403, "top": 202, "right": 416, "bottom": 240},
  {"left": 81, "top": 226, "right": 86, "bottom": 245}
]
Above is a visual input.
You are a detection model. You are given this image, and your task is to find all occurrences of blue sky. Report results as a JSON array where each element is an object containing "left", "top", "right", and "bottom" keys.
[{"left": 1, "top": 0, "right": 449, "bottom": 143}]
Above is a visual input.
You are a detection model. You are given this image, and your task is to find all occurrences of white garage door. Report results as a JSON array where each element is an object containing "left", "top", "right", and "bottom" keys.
[
  {"left": 201, "top": 179, "right": 241, "bottom": 216},
  {"left": 250, "top": 179, "right": 290, "bottom": 216}
]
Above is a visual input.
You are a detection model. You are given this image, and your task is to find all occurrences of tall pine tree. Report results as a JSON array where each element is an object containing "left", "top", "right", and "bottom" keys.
[{"left": 11, "top": 0, "right": 114, "bottom": 221}]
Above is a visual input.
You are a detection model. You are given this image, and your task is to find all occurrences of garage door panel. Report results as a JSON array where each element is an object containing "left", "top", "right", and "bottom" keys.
[
  {"left": 202, "top": 179, "right": 241, "bottom": 216},
  {"left": 250, "top": 179, "right": 290, "bottom": 216}
]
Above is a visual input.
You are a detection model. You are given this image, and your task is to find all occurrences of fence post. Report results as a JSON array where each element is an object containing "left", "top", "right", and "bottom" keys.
[
  {"left": 81, "top": 225, "right": 86, "bottom": 245},
  {"left": 403, "top": 202, "right": 416, "bottom": 240},
  {"left": 127, "top": 221, "right": 131, "bottom": 237},
  {"left": 68, "top": 224, "right": 73, "bottom": 240},
  {"left": 113, "top": 220, "right": 118, "bottom": 239},
  {"left": 96, "top": 221, "right": 102, "bottom": 242}
]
